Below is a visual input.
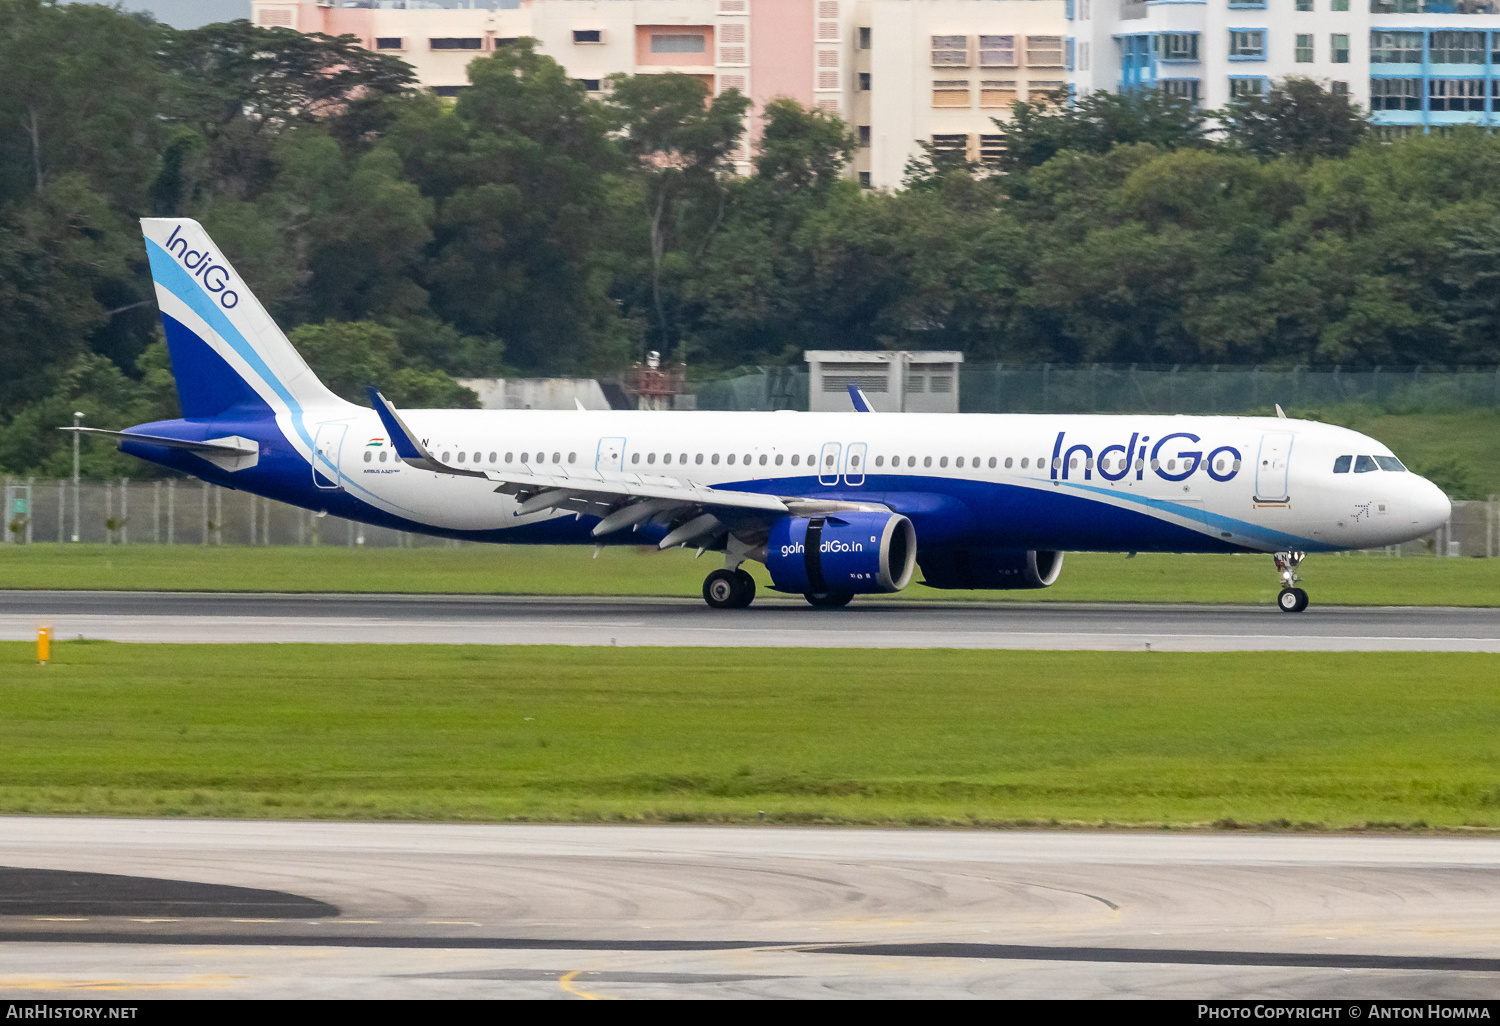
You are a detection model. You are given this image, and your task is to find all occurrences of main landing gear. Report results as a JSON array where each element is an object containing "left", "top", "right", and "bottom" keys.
[
  {"left": 703, "top": 568, "right": 757, "bottom": 609},
  {"left": 1274, "top": 551, "right": 1309, "bottom": 613}
]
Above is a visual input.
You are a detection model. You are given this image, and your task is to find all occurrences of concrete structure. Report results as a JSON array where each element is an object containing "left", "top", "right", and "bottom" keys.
[
  {"left": 1067, "top": 0, "right": 1500, "bottom": 132},
  {"left": 805, "top": 349, "right": 963, "bottom": 412},
  {"left": 252, "top": 0, "right": 1065, "bottom": 188},
  {"left": 457, "top": 377, "right": 614, "bottom": 410}
]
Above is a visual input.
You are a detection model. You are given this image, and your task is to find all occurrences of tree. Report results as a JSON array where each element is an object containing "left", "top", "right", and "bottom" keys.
[
  {"left": 607, "top": 73, "right": 750, "bottom": 359},
  {"left": 388, "top": 40, "right": 628, "bottom": 374},
  {"left": 753, "top": 98, "right": 855, "bottom": 192},
  {"left": 1218, "top": 78, "right": 1370, "bottom": 162},
  {"left": 286, "top": 321, "right": 478, "bottom": 409},
  {"left": 999, "top": 88, "right": 1209, "bottom": 173}
]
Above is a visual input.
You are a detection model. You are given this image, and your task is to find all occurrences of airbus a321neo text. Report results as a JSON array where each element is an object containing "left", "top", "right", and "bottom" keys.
[{"left": 66, "top": 220, "right": 1453, "bottom": 613}]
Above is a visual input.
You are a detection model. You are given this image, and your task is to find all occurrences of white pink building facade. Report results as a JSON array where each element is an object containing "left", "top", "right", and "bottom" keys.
[{"left": 251, "top": 0, "right": 1067, "bottom": 188}]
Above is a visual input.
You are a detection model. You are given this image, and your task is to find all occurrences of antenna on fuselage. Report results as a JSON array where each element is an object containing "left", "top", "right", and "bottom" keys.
[{"left": 1275, "top": 404, "right": 1287, "bottom": 419}]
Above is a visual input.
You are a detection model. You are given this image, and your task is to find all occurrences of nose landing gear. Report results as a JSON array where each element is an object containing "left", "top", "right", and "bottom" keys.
[{"left": 1274, "top": 551, "right": 1309, "bottom": 613}]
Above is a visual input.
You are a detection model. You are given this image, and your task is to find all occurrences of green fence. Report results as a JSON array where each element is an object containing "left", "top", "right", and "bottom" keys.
[{"left": 693, "top": 365, "right": 1500, "bottom": 414}]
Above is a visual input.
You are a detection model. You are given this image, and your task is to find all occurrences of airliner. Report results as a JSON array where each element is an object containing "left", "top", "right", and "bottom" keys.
[{"left": 67, "top": 219, "right": 1452, "bottom": 613}]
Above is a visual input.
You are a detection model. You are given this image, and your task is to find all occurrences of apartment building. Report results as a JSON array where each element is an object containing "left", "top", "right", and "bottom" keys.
[
  {"left": 1067, "top": 0, "right": 1500, "bottom": 131},
  {"left": 252, "top": 0, "right": 1066, "bottom": 188}
]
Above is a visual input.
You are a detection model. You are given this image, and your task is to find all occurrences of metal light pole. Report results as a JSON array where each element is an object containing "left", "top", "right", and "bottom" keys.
[{"left": 71, "top": 411, "right": 82, "bottom": 542}]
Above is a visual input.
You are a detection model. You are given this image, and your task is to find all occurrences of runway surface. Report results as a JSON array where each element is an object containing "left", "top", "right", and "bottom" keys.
[
  {"left": 1, "top": 818, "right": 1498, "bottom": 999},
  {"left": 1, "top": 590, "right": 1498, "bottom": 650}
]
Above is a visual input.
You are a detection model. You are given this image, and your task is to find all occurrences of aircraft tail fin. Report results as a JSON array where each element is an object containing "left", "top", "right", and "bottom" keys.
[{"left": 140, "top": 218, "right": 345, "bottom": 420}]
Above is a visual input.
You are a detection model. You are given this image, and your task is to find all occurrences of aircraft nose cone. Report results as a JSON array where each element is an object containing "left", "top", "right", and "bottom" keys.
[{"left": 1413, "top": 476, "right": 1452, "bottom": 534}]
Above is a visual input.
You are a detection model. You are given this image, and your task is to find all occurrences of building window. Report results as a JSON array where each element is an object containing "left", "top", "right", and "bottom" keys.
[
  {"left": 1228, "top": 0, "right": 1266, "bottom": 8},
  {"left": 576, "top": 78, "right": 602, "bottom": 91},
  {"left": 431, "top": 38, "right": 483, "bottom": 50},
  {"left": 979, "top": 35, "right": 1016, "bottom": 66},
  {"left": 1429, "top": 78, "right": 1486, "bottom": 111},
  {"left": 932, "top": 35, "right": 968, "bottom": 67},
  {"left": 1431, "top": 31, "right": 1484, "bottom": 64},
  {"left": 979, "top": 134, "right": 1006, "bottom": 166},
  {"left": 1161, "top": 79, "right": 1201, "bottom": 104},
  {"left": 932, "top": 80, "right": 970, "bottom": 107},
  {"left": 1296, "top": 0, "right": 1313, "bottom": 7},
  {"left": 979, "top": 80, "right": 1017, "bottom": 107},
  {"left": 858, "top": 125, "right": 871, "bottom": 147},
  {"left": 1229, "top": 31, "right": 1265, "bottom": 60},
  {"left": 1331, "top": 0, "right": 1348, "bottom": 8},
  {"left": 1029, "top": 81, "right": 1066, "bottom": 102},
  {"left": 1155, "top": 33, "right": 1199, "bottom": 62},
  {"left": 1331, "top": 80, "right": 1349, "bottom": 96},
  {"left": 572, "top": 29, "right": 603, "bottom": 44},
  {"left": 651, "top": 33, "right": 706, "bottom": 53},
  {"left": 1329, "top": 34, "right": 1349, "bottom": 63},
  {"left": 1295, "top": 34, "right": 1313, "bottom": 62},
  {"left": 495, "top": 38, "right": 518, "bottom": 48},
  {"left": 1369, "top": 0, "right": 1420, "bottom": 11},
  {"left": 859, "top": 26, "right": 871, "bottom": 49},
  {"left": 1369, "top": 77, "right": 1421, "bottom": 110},
  {"left": 375, "top": 37, "right": 403, "bottom": 50},
  {"left": 1370, "top": 31, "right": 1422, "bottom": 63},
  {"left": 931, "top": 134, "right": 968, "bottom": 158},
  {"left": 432, "top": 86, "right": 466, "bottom": 97},
  {"left": 859, "top": 72, "right": 871, "bottom": 90},
  {"left": 858, "top": 171, "right": 871, "bottom": 188},
  {"left": 1229, "top": 77, "right": 1266, "bottom": 99},
  {"left": 1026, "top": 36, "right": 1064, "bottom": 66}
]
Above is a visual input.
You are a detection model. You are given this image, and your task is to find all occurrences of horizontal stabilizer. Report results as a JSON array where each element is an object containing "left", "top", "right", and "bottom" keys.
[{"left": 59, "top": 427, "right": 255, "bottom": 456}]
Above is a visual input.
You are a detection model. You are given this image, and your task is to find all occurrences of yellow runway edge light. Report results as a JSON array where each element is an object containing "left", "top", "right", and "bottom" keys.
[{"left": 37, "top": 626, "right": 51, "bottom": 665}]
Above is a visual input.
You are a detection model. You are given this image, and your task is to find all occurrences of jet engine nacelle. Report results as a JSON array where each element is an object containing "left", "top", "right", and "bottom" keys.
[
  {"left": 919, "top": 548, "right": 1064, "bottom": 590},
  {"left": 766, "top": 512, "right": 917, "bottom": 595}
]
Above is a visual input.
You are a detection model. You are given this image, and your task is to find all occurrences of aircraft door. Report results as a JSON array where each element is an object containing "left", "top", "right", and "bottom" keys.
[
  {"left": 818, "top": 442, "right": 842, "bottom": 486},
  {"left": 312, "top": 423, "right": 346, "bottom": 490},
  {"left": 844, "top": 442, "right": 868, "bottom": 486},
  {"left": 1255, "top": 432, "right": 1294, "bottom": 502},
  {"left": 597, "top": 436, "right": 625, "bottom": 473}
]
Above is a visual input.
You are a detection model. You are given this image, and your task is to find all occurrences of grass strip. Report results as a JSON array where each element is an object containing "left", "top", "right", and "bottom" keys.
[
  {"left": 1, "top": 545, "right": 1498, "bottom": 606},
  {"left": 2, "top": 642, "right": 1498, "bottom": 830}
]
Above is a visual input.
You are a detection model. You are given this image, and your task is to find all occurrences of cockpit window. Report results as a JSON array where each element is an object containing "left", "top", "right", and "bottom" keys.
[
  {"left": 1333, "top": 455, "right": 1352, "bottom": 474},
  {"left": 1353, "top": 455, "right": 1378, "bottom": 473},
  {"left": 1375, "top": 456, "right": 1407, "bottom": 472}
]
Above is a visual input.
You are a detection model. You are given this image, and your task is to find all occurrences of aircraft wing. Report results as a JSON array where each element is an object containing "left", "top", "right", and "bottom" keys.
[{"left": 368, "top": 389, "right": 842, "bottom": 551}]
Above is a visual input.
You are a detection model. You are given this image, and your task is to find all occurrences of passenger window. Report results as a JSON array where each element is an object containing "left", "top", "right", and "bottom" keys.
[
  {"left": 568, "top": 453, "right": 576, "bottom": 464},
  {"left": 489, "top": 452, "right": 497, "bottom": 463},
  {"left": 1375, "top": 456, "right": 1406, "bottom": 472},
  {"left": 1215, "top": 459, "right": 1225, "bottom": 472},
  {"left": 647, "top": 453, "right": 656, "bottom": 464},
  {"left": 955, "top": 457, "right": 964, "bottom": 468},
  {"left": 907, "top": 456, "right": 916, "bottom": 467},
  {"left": 536, "top": 452, "right": 544, "bottom": 463},
  {"left": 457, "top": 452, "right": 466, "bottom": 463},
  {"left": 1071, "top": 458, "right": 1080, "bottom": 470},
  {"left": 790, "top": 455, "right": 799, "bottom": 466},
  {"left": 1165, "top": 459, "right": 1174, "bottom": 471},
  {"left": 1020, "top": 458, "right": 1028, "bottom": 469},
  {"left": 939, "top": 457, "right": 948, "bottom": 468},
  {"left": 825, "top": 454, "right": 835, "bottom": 467},
  {"left": 924, "top": 456, "right": 932, "bottom": 468},
  {"left": 851, "top": 455, "right": 861, "bottom": 467},
  {"left": 1354, "top": 455, "right": 1378, "bottom": 473},
  {"left": 363, "top": 451, "right": 372, "bottom": 463},
  {"left": 727, "top": 454, "right": 736, "bottom": 465},
  {"left": 1333, "top": 455, "right": 1352, "bottom": 474},
  {"left": 775, "top": 454, "right": 784, "bottom": 466},
  {"left": 695, "top": 454, "right": 704, "bottom": 465},
  {"left": 630, "top": 453, "right": 638, "bottom": 464},
  {"left": 663, "top": 453, "right": 672, "bottom": 465},
  {"left": 759, "top": 454, "right": 768, "bottom": 466},
  {"left": 973, "top": 455, "right": 980, "bottom": 467},
  {"left": 712, "top": 454, "right": 720, "bottom": 465},
  {"left": 744, "top": 453, "right": 752, "bottom": 464},
  {"left": 380, "top": 451, "right": 388, "bottom": 463},
  {"left": 505, "top": 452, "right": 513, "bottom": 463},
  {"left": 875, "top": 456, "right": 884, "bottom": 467}
]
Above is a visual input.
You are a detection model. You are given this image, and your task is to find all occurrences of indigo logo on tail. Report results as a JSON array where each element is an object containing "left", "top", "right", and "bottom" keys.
[{"left": 164, "top": 224, "right": 240, "bottom": 309}]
